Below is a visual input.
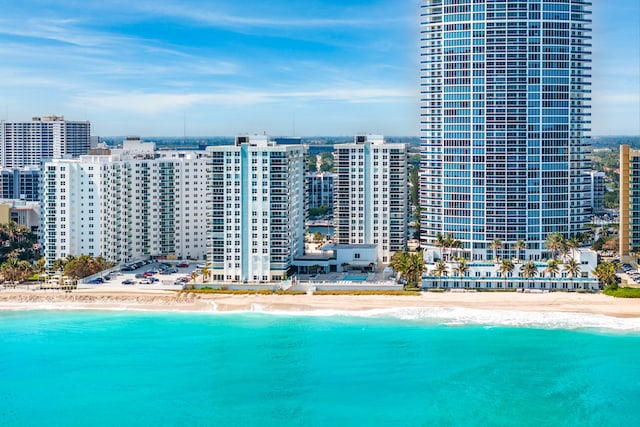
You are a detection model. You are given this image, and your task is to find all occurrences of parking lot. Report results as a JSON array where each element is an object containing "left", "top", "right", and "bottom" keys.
[
  {"left": 620, "top": 263, "right": 640, "bottom": 288},
  {"left": 78, "top": 260, "right": 206, "bottom": 291}
]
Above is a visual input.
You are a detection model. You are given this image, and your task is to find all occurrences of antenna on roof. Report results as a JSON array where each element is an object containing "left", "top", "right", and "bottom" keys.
[{"left": 183, "top": 110, "right": 186, "bottom": 144}]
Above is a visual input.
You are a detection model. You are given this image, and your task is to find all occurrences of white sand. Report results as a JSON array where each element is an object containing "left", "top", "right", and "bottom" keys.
[{"left": 0, "top": 289, "right": 638, "bottom": 319}]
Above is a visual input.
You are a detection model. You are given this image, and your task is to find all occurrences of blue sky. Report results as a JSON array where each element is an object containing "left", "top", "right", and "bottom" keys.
[{"left": 0, "top": 0, "right": 637, "bottom": 137}]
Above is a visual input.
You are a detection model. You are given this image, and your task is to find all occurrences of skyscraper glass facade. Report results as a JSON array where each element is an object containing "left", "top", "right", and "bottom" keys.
[{"left": 420, "top": 0, "right": 591, "bottom": 261}]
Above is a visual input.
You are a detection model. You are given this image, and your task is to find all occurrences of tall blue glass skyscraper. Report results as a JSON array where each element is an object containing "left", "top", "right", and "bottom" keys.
[{"left": 420, "top": 0, "right": 592, "bottom": 261}]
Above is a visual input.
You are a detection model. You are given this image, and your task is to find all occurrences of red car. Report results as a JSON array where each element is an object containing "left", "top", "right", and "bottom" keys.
[{"left": 176, "top": 262, "right": 190, "bottom": 268}]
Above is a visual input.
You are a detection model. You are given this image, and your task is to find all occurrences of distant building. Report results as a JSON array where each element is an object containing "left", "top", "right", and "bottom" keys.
[
  {"left": 588, "top": 171, "right": 605, "bottom": 215},
  {"left": 619, "top": 145, "right": 640, "bottom": 261},
  {"left": 0, "top": 200, "right": 40, "bottom": 232},
  {"left": 333, "top": 135, "right": 407, "bottom": 264},
  {"left": 307, "top": 172, "right": 334, "bottom": 214},
  {"left": 41, "top": 141, "right": 209, "bottom": 265},
  {"left": 0, "top": 167, "right": 40, "bottom": 201},
  {"left": 0, "top": 115, "right": 91, "bottom": 167},
  {"left": 274, "top": 137, "right": 302, "bottom": 145},
  {"left": 206, "top": 135, "right": 307, "bottom": 282}
]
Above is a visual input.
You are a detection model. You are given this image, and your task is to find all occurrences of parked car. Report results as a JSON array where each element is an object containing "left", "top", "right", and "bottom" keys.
[
  {"left": 135, "top": 273, "right": 145, "bottom": 279},
  {"left": 148, "top": 277, "right": 159, "bottom": 283},
  {"left": 176, "top": 262, "right": 190, "bottom": 268},
  {"left": 121, "top": 266, "right": 134, "bottom": 271},
  {"left": 139, "top": 279, "right": 152, "bottom": 285},
  {"left": 122, "top": 279, "right": 135, "bottom": 285},
  {"left": 87, "top": 278, "right": 103, "bottom": 284}
]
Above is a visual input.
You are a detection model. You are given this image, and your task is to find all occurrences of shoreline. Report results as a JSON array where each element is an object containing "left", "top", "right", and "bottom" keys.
[{"left": 1, "top": 289, "right": 639, "bottom": 320}]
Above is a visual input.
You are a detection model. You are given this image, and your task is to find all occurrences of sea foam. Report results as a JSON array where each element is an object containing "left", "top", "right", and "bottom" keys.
[{"left": 246, "top": 305, "right": 640, "bottom": 332}]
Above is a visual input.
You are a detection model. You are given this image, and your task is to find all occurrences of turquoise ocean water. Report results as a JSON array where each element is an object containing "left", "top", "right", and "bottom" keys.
[{"left": 1, "top": 309, "right": 639, "bottom": 426}]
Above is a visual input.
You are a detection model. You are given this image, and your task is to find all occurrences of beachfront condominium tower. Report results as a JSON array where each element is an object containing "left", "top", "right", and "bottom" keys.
[
  {"left": 41, "top": 139, "right": 210, "bottom": 265},
  {"left": 619, "top": 145, "right": 640, "bottom": 263},
  {"left": 206, "top": 135, "right": 307, "bottom": 282},
  {"left": 0, "top": 115, "right": 91, "bottom": 168},
  {"left": 333, "top": 135, "right": 408, "bottom": 264},
  {"left": 419, "top": 0, "right": 592, "bottom": 261}
]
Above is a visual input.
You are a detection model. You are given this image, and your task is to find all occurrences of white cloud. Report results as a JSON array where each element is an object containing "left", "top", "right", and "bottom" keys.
[
  {"left": 132, "top": 2, "right": 408, "bottom": 29},
  {"left": 74, "top": 86, "right": 415, "bottom": 114}
]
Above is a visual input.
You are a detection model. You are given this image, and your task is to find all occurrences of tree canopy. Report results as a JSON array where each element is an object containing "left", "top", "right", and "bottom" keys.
[
  {"left": 0, "top": 222, "right": 40, "bottom": 265},
  {"left": 390, "top": 250, "right": 424, "bottom": 290},
  {"left": 1, "top": 258, "right": 33, "bottom": 283},
  {"left": 60, "top": 255, "right": 114, "bottom": 279}
]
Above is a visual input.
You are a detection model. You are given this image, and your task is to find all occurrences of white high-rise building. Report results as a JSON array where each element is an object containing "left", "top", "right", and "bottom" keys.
[
  {"left": 419, "top": 0, "right": 592, "bottom": 261},
  {"left": 333, "top": 135, "right": 408, "bottom": 264},
  {"left": 206, "top": 135, "right": 307, "bottom": 282},
  {"left": 0, "top": 115, "right": 91, "bottom": 168},
  {"left": 41, "top": 140, "right": 209, "bottom": 265}
]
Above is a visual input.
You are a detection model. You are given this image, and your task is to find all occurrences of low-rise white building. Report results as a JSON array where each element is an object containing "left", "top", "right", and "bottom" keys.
[{"left": 422, "top": 249, "right": 600, "bottom": 291}]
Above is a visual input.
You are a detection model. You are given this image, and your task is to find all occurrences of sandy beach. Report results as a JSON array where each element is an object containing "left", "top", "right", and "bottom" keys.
[{"left": 0, "top": 289, "right": 638, "bottom": 319}]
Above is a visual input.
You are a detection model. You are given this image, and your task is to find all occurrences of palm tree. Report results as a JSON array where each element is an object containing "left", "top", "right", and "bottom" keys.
[
  {"left": 513, "top": 240, "right": 527, "bottom": 263},
  {"left": 34, "top": 257, "right": 46, "bottom": 286},
  {"left": 566, "top": 236, "right": 581, "bottom": 260},
  {"left": 520, "top": 261, "right": 538, "bottom": 289},
  {"left": 564, "top": 258, "right": 581, "bottom": 290},
  {"left": 52, "top": 258, "right": 66, "bottom": 273},
  {"left": 498, "top": 259, "right": 515, "bottom": 289},
  {"left": 406, "top": 251, "right": 425, "bottom": 289},
  {"left": 545, "top": 232, "right": 564, "bottom": 259},
  {"left": 201, "top": 266, "right": 210, "bottom": 283},
  {"left": 434, "top": 233, "right": 447, "bottom": 260},
  {"left": 390, "top": 250, "right": 409, "bottom": 283},
  {"left": 545, "top": 258, "right": 561, "bottom": 278},
  {"left": 449, "top": 238, "right": 463, "bottom": 260},
  {"left": 454, "top": 259, "right": 469, "bottom": 288},
  {"left": 391, "top": 250, "right": 425, "bottom": 290},
  {"left": 559, "top": 244, "right": 570, "bottom": 262},
  {"left": 190, "top": 270, "right": 199, "bottom": 287},
  {"left": 432, "top": 260, "right": 448, "bottom": 288},
  {"left": 1, "top": 258, "right": 33, "bottom": 285},
  {"left": 488, "top": 238, "right": 503, "bottom": 262},
  {"left": 593, "top": 261, "right": 619, "bottom": 289}
]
